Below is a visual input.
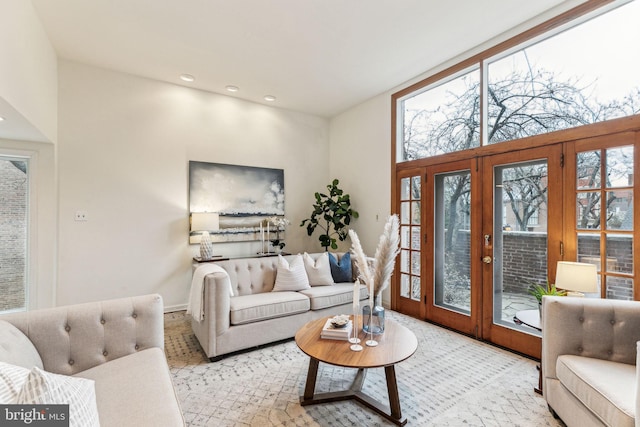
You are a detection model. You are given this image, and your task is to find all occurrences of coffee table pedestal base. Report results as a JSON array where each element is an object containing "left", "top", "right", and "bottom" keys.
[{"left": 300, "top": 358, "right": 407, "bottom": 426}]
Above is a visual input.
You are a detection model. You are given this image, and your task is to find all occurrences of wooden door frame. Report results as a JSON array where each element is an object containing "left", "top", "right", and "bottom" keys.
[
  {"left": 563, "top": 131, "right": 640, "bottom": 300},
  {"left": 480, "top": 144, "right": 563, "bottom": 359},
  {"left": 392, "top": 168, "right": 425, "bottom": 319},
  {"left": 423, "top": 159, "right": 483, "bottom": 336},
  {"left": 391, "top": 115, "right": 640, "bottom": 358}
]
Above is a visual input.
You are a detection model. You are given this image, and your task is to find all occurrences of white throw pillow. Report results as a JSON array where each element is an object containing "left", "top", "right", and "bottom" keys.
[
  {"left": 0, "top": 320, "right": 43, "bottom": 370},
  {"left": 0, "top": 361, "right": 30, "bottom": 404},
  {"left": 17, "top": 367, "right": 100, "bottom": 427},
  {"left": 303, "top": 252, "right": 334, "bottom": 286},
  {"left": 273, "top": 254, "right": 311, "bottom": 292}
]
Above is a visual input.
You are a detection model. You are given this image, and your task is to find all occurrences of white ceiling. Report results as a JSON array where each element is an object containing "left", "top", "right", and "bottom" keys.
[{"left": 26, "top": 0, "right": 579, "bottom": 120}]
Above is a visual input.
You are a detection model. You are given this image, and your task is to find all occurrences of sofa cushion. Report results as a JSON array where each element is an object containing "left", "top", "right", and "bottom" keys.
[
  {"left": 75, "top": 348, "right": 184, "bottom": 427},
  {"left": 0, "top": 320, "right": 43, "bottom": 370},
  {"left": 299, "top": 283, "right": 368, "bottom": 311},
  {"left": 273, "top": 254, "right": 311, "bottom": 292},
  {"left": 230, "top": 292, "right": 310, "bottom": 325},
  {"left": 0, "top": 361, "right": 30, "bottom": 403},
  {"left": 328, "top": 252, "right": 353, "bottom": 283},
  {"left": 18, "top": 366, "right": 100, "bottom": 427},
  {"left": 303, "top": 252, "right": 334, "bottom": 286},
  {"left": 556, "top": 354, "right": 635, "bottom": 427}
]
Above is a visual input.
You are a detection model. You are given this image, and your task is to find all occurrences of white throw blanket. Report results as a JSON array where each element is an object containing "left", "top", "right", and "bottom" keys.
[{"left": 187, "top": 263, "right": 231, "bottom": 322}]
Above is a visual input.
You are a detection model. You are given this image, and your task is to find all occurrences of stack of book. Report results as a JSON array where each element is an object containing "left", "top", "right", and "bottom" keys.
[{"left": 320, "top": 317, "right": 352, "bottom": 341}]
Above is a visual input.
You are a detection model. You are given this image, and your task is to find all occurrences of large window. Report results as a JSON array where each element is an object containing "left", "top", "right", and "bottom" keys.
[
  {"left": 0, "top": 157, "right": 28, "bottom": 313},
  {"left": 392, "top": 0, "right": 640, "bottom": 356},
  {"left": 398, "top": 0, "right": 640, "bottom": 162},
  {"left": 487, "top": 0, "right": 640, "bottom": 144},
  {"left": 401, "top": 68, "right": 480, "bottom": 160}
]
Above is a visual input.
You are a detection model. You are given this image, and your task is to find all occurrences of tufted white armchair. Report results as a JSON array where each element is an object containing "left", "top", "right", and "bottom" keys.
[
  {"left": 542, "top": 295, "right": 640, "bottom": 427},
  {"left": 0, "top": 294, "right": 164, "bottom": 375},
  {"left": 0, "top": 294, "right": 184, "bottom": 427}
]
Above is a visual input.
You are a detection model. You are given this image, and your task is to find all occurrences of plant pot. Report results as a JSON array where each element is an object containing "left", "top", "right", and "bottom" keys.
[{"left": 538, "top": 301, "right": 542, "bottom": 317}]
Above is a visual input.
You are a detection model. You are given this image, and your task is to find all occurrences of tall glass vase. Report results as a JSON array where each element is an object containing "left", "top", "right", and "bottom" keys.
[{"left": 362, "top": 295, "right": 385, "bottom": 334}]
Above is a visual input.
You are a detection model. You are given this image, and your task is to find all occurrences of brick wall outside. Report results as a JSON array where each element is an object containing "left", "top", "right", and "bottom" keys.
[
  {"left": 451, "top": 230, "right": 633, "bottom": 300},
  {"left": 578, "top": 233, "right": 633, "bottom": 300},
  {"left": 0, "top": 160, "right": 27, "bottom": 311}
]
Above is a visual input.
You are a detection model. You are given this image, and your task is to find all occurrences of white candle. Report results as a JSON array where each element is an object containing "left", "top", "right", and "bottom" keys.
[
  {"left": 369, "top": 278, "right": 375, "bottom": 308},
  {"left": 352, "top": 282, "right": 360, "bottom": 311},
  {"left": 260, "top": 223, "right": 264, "bottom": 252}
]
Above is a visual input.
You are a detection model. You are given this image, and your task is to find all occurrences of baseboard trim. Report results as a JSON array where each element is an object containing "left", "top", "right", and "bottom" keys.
[{"left": 165, "top": 303, "right": 187, "bottom": 313}]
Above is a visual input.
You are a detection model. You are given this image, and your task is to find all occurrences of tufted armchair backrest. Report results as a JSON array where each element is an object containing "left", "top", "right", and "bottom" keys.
[
  {"left": 0, "top": 294, "right": 164, "bottom": 376},
  {"left": 542, "top": 295, "right": 640, "bottom": 380},
  {"left": 216, "top": 253, "right": 352, "bottom": 297}
]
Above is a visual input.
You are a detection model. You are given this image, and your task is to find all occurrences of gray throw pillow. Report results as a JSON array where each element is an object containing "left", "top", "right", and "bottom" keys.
[{"left": 0, "top": 320, "right": 43, "bottom": 370}]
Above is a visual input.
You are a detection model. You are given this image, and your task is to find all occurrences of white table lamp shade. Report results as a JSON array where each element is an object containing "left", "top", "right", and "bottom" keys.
[
  {"left": 555, "top": 261, "right": 598, "bottom": 294},
  {"left": 191, "top": 212, "right": 220, "bottom": 232}
]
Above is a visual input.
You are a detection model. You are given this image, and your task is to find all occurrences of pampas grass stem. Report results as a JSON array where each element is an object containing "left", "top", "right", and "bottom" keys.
[{"left": 349, "top": 214, "right": 400, "bottom": 299}]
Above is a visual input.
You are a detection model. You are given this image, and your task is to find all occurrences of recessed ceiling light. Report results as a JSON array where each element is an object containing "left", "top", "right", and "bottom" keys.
[
  {"left": 264, "top": 95, "right": 276, "bottom": 102},
  {"left": 0, "top": 116, "right": 5, "bottom": 122},
  {"left": 226, "top": 85, "right": 239, "bottom": 92},
  {"left": 179, "top": 74, "right": 195, "bottom": 82}
]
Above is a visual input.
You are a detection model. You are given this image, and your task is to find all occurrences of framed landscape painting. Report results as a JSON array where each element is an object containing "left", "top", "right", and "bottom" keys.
[{"left": 189, "top": 161, "right": 285, "bottom": 243}]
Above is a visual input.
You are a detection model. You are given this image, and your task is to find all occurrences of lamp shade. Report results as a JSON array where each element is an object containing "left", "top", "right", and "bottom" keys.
[
  {"left": 191, "top": 212, "right": 220, "bottom": 232},
  {"left": 555, "top": 261, "right": 598, "bottom": 293}
]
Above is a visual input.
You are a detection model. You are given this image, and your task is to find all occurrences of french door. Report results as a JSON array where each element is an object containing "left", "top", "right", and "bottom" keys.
[
  {"left": 396, "top": 159, "right": 481, "bottom": 337},
  {"left": 564, "top": 132, "right": 638, "bottom": 300},
  {"left": 393, "top": 122, "right": 640, "bottom": 359},
  {"left": 481, "top": 145, "right": 563, "bottom": 357},
  {"left": 394, "top": 146, "right": 563, "bottom": 358}
]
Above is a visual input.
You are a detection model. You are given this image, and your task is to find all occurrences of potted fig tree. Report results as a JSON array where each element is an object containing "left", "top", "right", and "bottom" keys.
[{"left": 300, "top": 179, "right": 359, "bottom": 251}]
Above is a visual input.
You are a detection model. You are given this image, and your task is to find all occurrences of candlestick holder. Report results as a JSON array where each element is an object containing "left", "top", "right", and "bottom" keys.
[{"left": 349, "top": 304, "right": 362, "bottom": 351}]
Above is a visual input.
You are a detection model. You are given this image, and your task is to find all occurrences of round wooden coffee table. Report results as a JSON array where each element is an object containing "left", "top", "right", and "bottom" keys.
[{"left": 295, "top": 316, "right": 418, "bottom": 426}]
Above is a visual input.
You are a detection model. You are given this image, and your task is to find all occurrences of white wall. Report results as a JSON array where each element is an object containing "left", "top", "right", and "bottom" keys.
[
  {"left": 329, "top": 94, "right": 393, "bottom": 304},
  {"left": 0, "top": 0, "right": 57, "bottom": 143},
  {"left": 0, "top": 0, "right": 58, "bottom": 309},
  {"left": 57, "top": 60, "right": 330, "bottom": 310},
  {"left": 329, "top": 96, "right": 392, "bottom": 252}
]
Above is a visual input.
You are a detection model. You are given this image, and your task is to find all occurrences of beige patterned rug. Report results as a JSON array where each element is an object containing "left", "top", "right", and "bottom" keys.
[{"left": 164, "top": 310, "right": 566, "bottom": 427}]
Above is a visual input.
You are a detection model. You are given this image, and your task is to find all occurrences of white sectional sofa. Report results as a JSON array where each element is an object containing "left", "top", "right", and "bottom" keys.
[
  {"left": 542, "top": 296, "right": 640, "bottom": 427},
  {"left": 191, "top": 252, "right": 369, "bottom": 361},
  {"left": 0, "top": 294, "right": 185, "bottom": 427}
]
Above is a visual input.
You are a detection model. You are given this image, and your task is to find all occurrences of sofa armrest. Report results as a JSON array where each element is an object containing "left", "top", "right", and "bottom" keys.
[
  {"left": 206, "top": 271, "right": 232, "bottom": 336},
  {"left": 190, "top": 270, "right": 232, "bottom": 359},
  {"left": 0, "top": 294, "right": 164, "bottom": 375},
  {"left": 542, "top": 296, "right": 640, "bottom": 386}
]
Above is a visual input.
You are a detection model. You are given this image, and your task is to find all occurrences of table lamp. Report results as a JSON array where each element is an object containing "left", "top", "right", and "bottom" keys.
[
  {"left": 191, "top": 212, "right": 220, "bottom": 260},
  {"left": 555, "top": 261, "right": 598, "bottom": 297}
]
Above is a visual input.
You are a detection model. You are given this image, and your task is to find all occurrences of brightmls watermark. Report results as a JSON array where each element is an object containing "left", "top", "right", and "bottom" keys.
[{"left": 0, "top": 405, "right": 68, "bottom": 426}]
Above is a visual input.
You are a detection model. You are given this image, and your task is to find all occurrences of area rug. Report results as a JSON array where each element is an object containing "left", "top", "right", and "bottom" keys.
[{"left": 164, "top": 310, "right": 565, "bottom": 427}]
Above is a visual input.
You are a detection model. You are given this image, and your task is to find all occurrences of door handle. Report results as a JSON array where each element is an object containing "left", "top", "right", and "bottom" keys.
[{"left": 482, "top": 256, "right": 492, "bottom": 264}]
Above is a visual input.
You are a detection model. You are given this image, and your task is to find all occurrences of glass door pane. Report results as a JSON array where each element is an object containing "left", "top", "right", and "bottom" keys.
[
  {"left": 434, "top": 171, "right": 471, "bottom": 314},
  {"left": 0, "top": 157, "right": 28, "bottom": 313},
  {"left": 493, "top": 161, "right": 548, "bottom": 334},
  {"left": 575, "top": 144, "right": 634, "bottom": 299},
  {"left": 399, "top": 175, "right": 421, "bottom": 302}
]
